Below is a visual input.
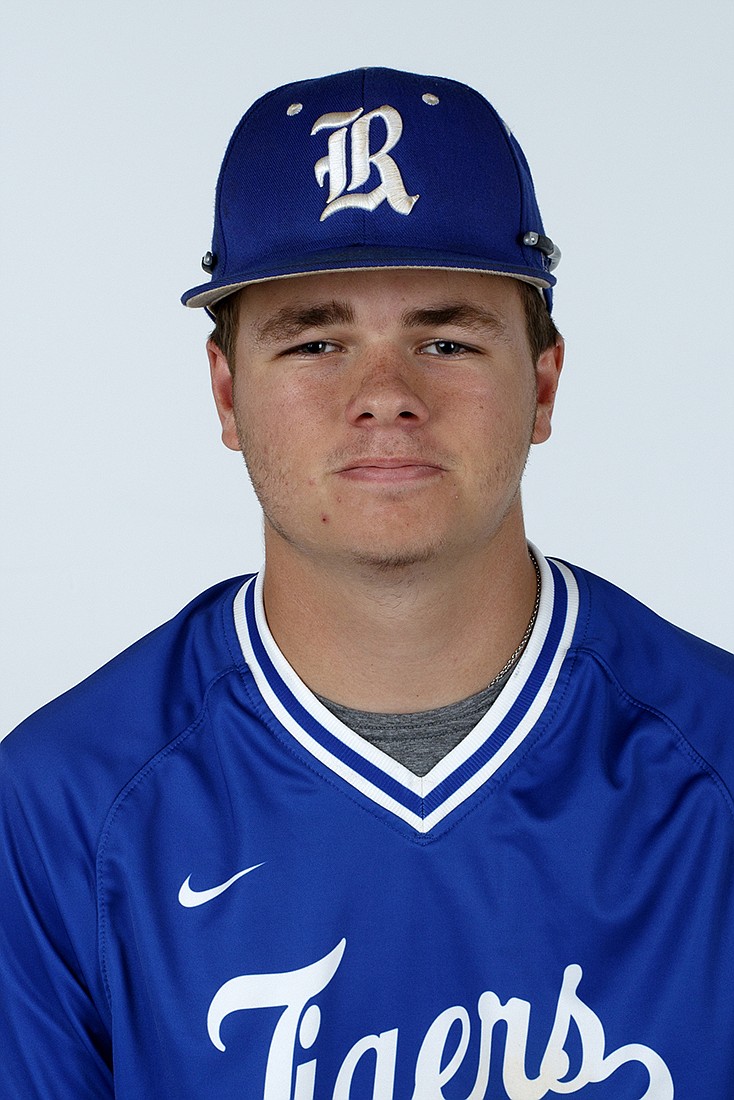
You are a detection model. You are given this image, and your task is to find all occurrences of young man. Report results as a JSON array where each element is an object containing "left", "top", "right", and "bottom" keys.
[{"left": 1, "top": 67, "right": 733, "bottom": 1098}]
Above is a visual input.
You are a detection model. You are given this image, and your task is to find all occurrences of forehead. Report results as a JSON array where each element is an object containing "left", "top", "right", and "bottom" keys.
[{"left": 236, "top": 268, "right": 526, "bottom": 331}]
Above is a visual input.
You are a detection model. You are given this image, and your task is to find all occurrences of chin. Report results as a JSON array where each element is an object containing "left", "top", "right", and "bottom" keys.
[
  {"left": 346, "top": 533, "right": 450, "bottom": 572},
  {"left": 352, "top": 548, "right": 438, "bottom": 572}
]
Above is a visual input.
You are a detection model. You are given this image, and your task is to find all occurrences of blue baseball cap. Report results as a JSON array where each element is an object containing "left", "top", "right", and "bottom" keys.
[{"left": 182, "top": 67, "right": 559, "bottom": 315}]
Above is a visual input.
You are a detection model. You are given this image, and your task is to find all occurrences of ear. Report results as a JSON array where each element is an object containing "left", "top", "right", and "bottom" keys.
[
  {"left": 532, "top": 337, "right": 564, "bottom": 445},
  {"left": 207, "top": 339, "right": 240, "bottom": 452}
]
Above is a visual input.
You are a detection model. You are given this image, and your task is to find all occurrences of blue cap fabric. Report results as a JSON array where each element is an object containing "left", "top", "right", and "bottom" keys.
[{"left": 182, "top": 67, "right": 558, "bottom": 314}]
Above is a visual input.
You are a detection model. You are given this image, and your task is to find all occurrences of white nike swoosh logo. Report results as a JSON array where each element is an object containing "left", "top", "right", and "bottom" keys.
[{"left": 178, "top": 863, "right": 264, "bottom": 908}]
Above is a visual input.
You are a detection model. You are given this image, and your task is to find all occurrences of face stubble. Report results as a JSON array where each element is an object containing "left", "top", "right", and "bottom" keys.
[{"left": 231, "top": 367, "right": 539, "bottom": 578}]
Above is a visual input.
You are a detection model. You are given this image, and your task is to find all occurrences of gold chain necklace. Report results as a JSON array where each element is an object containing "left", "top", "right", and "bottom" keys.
[{"left": 486, "top": 553, "right": 541, "bottom": 690}]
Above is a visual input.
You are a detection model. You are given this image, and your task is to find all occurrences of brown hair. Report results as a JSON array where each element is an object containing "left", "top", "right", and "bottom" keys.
[
  {"left": 209, "top": 276, "right": 560, "bottom": 372},
  {"left": 515, "top": 279, "right": 561, "bottom": 363},
  {"left": 209, "top": 290, "right": 242, "bottom": 371}
]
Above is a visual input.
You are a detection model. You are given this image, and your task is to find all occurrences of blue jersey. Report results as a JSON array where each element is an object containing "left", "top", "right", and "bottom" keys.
[{"left": 2, "top": 552, "right": 734, "bottom": 1098}]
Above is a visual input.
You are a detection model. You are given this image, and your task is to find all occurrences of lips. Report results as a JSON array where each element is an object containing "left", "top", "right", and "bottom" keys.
[
  {"left": 337, "top": 457, "right": 445, "bottom": 483},
  {"left": 342, "top": 457, "right": 441, "bottom": 470}
]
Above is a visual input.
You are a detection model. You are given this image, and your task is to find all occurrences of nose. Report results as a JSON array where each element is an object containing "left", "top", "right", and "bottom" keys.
[{"left": 345, "top": 354, "right": 430, "bottom": 428}]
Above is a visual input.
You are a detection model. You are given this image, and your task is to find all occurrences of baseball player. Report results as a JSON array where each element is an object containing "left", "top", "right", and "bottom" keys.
[{"left": 2, "top": 67, "right": 733, "bottom": 1098}]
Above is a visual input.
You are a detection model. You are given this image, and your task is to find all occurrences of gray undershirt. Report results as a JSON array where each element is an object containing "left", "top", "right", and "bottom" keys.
[{"left": 316, "top": 667, "right": 513, "bottom": 777}]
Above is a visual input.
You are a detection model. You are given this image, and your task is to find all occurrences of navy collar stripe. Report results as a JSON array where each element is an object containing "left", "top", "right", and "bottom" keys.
[
  {"left": 243, "top": 581, "right": 426, "bottom": 814},
  {"left": 233, "top": 551, "right": 580, "bottom": 833},
  {"left": 422, "top": 560, "right": 570, "bottom": 814}
]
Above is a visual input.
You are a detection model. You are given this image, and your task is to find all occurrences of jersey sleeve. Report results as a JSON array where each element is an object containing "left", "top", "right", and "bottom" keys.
[
  {"left": 0, "top": 754, "right": 114, "bottom": 1098},
  {"left": 0, "top": 577, "right": 242, "bottom": 1096}
]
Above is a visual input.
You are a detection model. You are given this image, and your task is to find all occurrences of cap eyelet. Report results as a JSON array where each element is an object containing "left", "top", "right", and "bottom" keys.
[
  {"left": 522, "top": 232, "right": 561, "bottom": 272},
  {"left": 201, "top": 251, "right": 217, "bottom": 273}
]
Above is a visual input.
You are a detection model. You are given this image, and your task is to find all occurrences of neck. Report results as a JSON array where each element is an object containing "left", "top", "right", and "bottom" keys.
[{"left": 260, "top": 516, "right": 539, "bottom": 713}]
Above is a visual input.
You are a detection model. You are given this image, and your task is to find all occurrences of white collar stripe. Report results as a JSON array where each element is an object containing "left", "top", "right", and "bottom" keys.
[
  {"left": 234, "top": 553, "right": 579, "bottom": 834},
  {"left": 420, "top": 558, "right": 570, "bottom": 814},
  {"left": 242, "top": 580, "right": 427, "bottom": 814}
]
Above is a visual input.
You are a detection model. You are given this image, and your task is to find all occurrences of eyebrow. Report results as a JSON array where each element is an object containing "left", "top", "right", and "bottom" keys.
[
  {"left": 400, "top": 303, "right": 509, "bottom": 336},
  {"left": 254, "top": 301, "right": 355, "bottom": 344},
  {"left": 252, "top": 298, "right": 509, "bottom": 344}
]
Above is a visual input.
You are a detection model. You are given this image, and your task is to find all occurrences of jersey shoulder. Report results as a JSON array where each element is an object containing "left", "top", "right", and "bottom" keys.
[
  {"left": 1, "top": 576, "right": 249, "bottom": 820},
  {"left": 566, "top": 559, "right": 734, "bottom": 791}
]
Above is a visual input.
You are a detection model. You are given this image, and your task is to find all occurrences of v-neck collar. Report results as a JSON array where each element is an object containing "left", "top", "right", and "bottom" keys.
[{"left": 232, "top": 549, "right": 579, "bottom": 835}]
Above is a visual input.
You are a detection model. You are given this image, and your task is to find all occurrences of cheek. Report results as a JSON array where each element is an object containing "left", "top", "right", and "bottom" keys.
[
  {"left": 460, "top": 372, "right": 537, "bottom": 443},
  {"left": 233, "top": 385, "right": 324, "bottom": 488}
]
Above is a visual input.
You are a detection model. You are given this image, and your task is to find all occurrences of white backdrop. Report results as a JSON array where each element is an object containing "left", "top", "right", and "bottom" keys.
[{"left": 2, "top": 0, "right": 733, "bottom": 736}]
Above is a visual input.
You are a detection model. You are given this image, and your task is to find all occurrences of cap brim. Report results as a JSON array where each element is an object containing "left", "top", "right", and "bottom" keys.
[{"left": 182, "top": 248, "right": 554, "bottom": 315}]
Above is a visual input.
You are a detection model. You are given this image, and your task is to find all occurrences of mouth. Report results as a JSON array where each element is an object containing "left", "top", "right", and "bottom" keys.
[{"left": 337, "top": 458, "right": 446, "bottom": 483}]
